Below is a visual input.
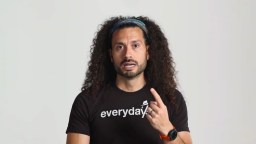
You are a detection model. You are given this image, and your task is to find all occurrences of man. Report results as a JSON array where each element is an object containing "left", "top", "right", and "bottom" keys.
[{"left": 66, "top": 16, "right": 192, "bottom": 144}]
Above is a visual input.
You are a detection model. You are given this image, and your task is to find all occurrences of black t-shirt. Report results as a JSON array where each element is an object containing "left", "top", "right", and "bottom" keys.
[{"left": 66, "top": 83, "right": 189, "bottom": 144}]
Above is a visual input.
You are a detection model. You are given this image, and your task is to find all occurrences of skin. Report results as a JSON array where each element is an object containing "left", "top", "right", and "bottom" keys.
[
  {"left": 147, "top": 88, "right": 193, "bottom": 144},
  {"left": 110, "top": 27, "right": 149, "bottom": 92},
  {"left": 66, "top": 27, "right": 192, "bottom": 144}
]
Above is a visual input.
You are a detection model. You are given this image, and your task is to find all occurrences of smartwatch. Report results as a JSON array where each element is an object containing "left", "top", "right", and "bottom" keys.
[{"left": 160, "top": 128, "right": 178, "bottom": 141}]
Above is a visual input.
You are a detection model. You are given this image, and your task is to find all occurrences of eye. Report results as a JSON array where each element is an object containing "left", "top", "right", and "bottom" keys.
[
  {"left": 115, "top": 44, "right": 124, "bottom": 50},
  {"left": 133, "top": 43, "right": 140, "bottom": 48}
]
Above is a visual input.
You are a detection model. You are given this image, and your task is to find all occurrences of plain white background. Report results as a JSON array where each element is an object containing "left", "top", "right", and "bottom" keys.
[{"left": 0, "top": 0, "right": 255, "bottom": 143}]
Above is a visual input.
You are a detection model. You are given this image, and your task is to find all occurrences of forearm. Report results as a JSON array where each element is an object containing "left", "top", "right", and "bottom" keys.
[
  {"left": 162, "top": 132, "right": 192, "bottom": 144},
  {"left": 66, "top": 133, "right": 90, "bottom": 144},
  {"left": 163, "top": 135, "right": 185, "bottom": 144}
]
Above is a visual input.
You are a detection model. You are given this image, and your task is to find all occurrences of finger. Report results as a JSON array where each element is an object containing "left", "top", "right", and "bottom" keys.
[
  {"left": 146, "top": 110, "right": 153, "bottom": 120},
  {"left": 150, "top": 88, "right": 164, "bottom": 107},
  {"left": 146, "top": 109, "right": 154, "bottom": 120},
  {"left": 151, "top": 101, "right": 158, "bottom": 105},
  {"left": 147, "top": 107, "right": 153, "bottom": 114},
  {"left": 147, "top": 107, "right": 156, "bottom": 117},
  {"left": 149, "top": 110, "right": 157, "bottom": 117},
  {"left": 149, "top": 101, "right": 160, "bottom": 113}
]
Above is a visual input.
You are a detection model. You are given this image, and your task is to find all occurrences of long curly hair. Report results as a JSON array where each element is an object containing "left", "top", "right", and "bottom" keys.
[{"left": 82, "top": 16, "right": 177, "bottom": 104}]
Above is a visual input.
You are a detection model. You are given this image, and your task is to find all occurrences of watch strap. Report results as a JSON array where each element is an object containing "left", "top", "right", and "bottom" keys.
[
  {"left": 159, "top": 134, "right": 171, "bottom": 141},
  {"left": 159, "top": 128, "right": 177, "bottom": 141}
]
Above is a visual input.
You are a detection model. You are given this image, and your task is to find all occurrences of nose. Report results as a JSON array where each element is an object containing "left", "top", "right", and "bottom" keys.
[{"left": 124, "top": 46, "right": 133, "bottom": 59}]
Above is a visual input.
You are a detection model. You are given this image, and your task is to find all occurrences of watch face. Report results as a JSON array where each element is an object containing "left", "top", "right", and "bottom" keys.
[{"left": 168, "top": 129, "right": 178, "bottom": 140}]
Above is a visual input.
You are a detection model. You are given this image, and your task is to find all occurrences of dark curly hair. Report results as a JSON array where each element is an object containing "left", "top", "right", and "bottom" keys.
[{"left": 82, "top": 16, "right": 177, "bottom": 104}]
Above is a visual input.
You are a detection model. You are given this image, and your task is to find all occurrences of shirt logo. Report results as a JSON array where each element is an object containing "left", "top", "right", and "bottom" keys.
[{"left": 100, "top": 100, "right": 149, "bottom": 118}]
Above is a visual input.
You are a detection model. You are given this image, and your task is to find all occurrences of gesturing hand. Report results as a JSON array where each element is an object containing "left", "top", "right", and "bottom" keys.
[{"left": 146, "top": 88, "right": 174, "bottom": 135}]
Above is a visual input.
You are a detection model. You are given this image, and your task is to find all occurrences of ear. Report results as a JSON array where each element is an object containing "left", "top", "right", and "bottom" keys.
[{"left": 146, "top": 45, "right": 150, "bottom": 60}]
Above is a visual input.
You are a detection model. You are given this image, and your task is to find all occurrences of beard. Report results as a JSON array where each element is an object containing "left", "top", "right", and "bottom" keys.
[{"left": 113, "top": 59, "right": 147, "bottom": 79}]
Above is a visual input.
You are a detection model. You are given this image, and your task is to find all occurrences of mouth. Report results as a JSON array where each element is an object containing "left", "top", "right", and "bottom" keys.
[{"left": 121, "top": 60, "right": 137, "bottom": 71}]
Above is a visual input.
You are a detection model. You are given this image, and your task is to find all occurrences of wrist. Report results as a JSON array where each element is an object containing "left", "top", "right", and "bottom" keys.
[
  {"left": 161, "top": 123, "right": 174, "bottom": 136},
  {"left": 160, "top": 127, "right": 178, "bottom": 141}
]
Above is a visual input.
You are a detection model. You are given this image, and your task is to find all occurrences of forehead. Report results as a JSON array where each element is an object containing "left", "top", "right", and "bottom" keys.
[{"left": 111, "top": 27, "right": 144, "bottom": 41}]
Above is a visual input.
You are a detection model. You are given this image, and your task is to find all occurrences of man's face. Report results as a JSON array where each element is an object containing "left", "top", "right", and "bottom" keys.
[{"left": 110, "top": 27, "right": 149, "bottom": 79}]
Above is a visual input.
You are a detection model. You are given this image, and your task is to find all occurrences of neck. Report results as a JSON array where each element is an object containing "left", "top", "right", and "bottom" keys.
[{"left": 115, "top": 74, "right": 146, "bottom": 92}]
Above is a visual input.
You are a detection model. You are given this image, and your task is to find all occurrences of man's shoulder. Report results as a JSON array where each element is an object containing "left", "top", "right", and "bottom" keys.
[
  {"left": 76, "top": 83, "right": 114, "bottom": 101},
  {"left": 173, "top": 89, "right": 188, "bottom": 108},
  {"left": 173, "top": 89, "right": 183, "bottom": 99}
]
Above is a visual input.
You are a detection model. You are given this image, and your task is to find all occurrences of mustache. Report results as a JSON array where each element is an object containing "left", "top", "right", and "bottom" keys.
[{"left": 120, "top": 59, "right": 138, "bottom": 65}]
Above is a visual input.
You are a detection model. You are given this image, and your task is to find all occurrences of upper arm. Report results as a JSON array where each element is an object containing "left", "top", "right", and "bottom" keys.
[
  {"left": 66, "top": 94, "right": 91, "bottom": 136},
  {"left": 66, "top": 133, "right": 90, "bottom": 144},
  {"left": 170, "top": 90, "right": 190, "bottom": 132}
]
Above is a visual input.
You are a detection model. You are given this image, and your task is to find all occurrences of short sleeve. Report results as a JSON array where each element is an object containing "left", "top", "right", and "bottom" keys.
[
  {"left": 66, "top": 92, "right": 90, "bottom": 135},
  {"left": 170, "top": 90, "right": 190, "bottom": 132}
]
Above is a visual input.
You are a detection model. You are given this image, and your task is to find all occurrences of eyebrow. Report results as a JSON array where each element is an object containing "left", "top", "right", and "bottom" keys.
[
  {"left": 130, "top": 40, "right": 142, "bottom": 44},
  {"left": 113, "top": 42, "right": 125, "bottom": 46},
  {"left": 113, "top": 40, "right": 142, "bottom": 45}
]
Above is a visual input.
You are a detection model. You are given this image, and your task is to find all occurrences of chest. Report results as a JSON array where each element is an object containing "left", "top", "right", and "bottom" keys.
[{"left": 89, "top": 90, "right": 163, "bottom": 144}]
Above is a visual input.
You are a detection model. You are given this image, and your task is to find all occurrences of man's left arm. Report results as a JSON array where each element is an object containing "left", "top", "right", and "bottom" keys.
[
  {"left": 163, "top": 131, "right": 192, "bottom": 144},
  {"left": 146, "top": 88, "right": 192, "bottom": 144}
]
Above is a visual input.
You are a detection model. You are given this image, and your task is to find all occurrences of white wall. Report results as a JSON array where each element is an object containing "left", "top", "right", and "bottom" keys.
[{"left": 0, "top": 0, "right": 255, "bottom": 143}]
